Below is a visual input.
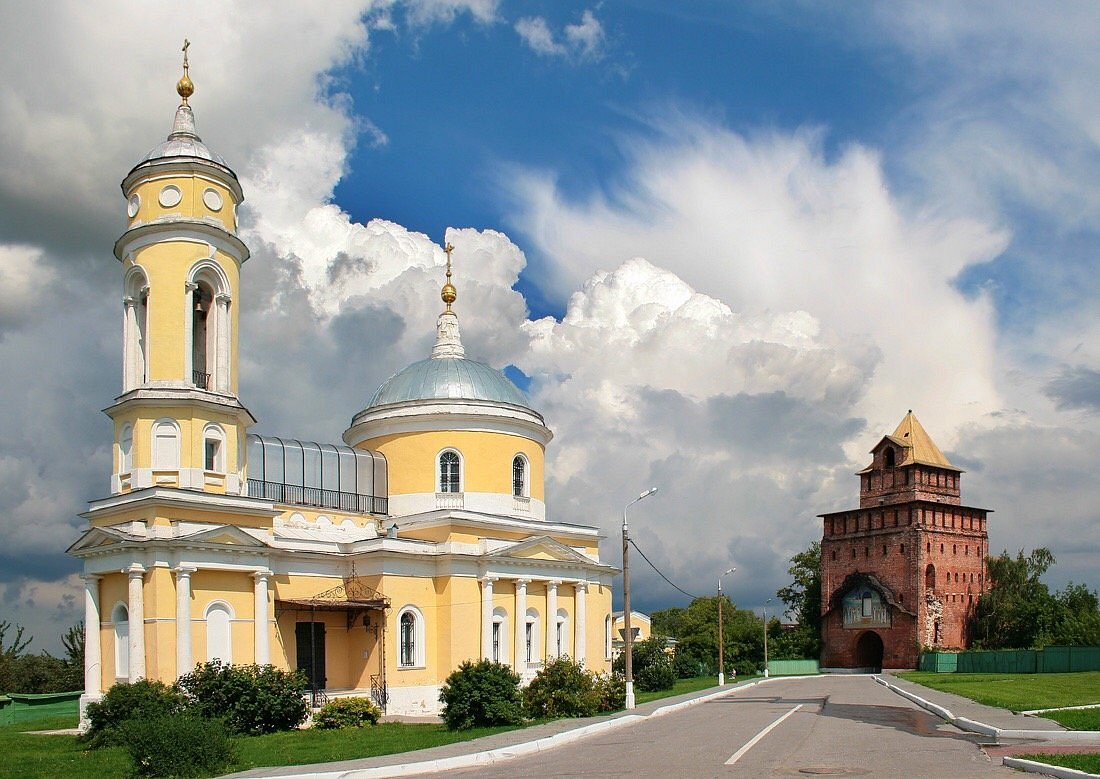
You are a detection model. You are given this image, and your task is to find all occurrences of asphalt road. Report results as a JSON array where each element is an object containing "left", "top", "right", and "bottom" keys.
[{"left": 435, "top": 676, "right": 1017, "bottom": 778}]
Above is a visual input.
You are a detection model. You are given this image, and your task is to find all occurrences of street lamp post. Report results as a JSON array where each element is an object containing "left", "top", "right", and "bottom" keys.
[
  {"left": 762, "top": 598, "right": 772, "bottom": 678},
  {"left": 717, "top": 567, "right": 735, "bottom": 686},
  {"left": 623, "top": 486, "right": 657, "bottom": 710}
]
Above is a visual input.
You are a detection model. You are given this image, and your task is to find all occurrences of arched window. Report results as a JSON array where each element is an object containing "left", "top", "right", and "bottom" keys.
[
  {"left": 925, "top": 563, "right": 936, "bottom": 590},
  {"left": 123, "top": 267, "right": 149, "bottom": 392},
  {"left": 556, "top": 608, "right": 569, "bottom": 658},
  {"left": 397, "top": 606, "right": 425, "bottom": 668},
  {"left": 438, "top": 450, "right": 461, "bottom": 493},
  {"left": 492, "top": 607, "right": 507, "bottom": 664},
  {"left": 861, "top": 591, "right": 874, "bottom": 618},
  {"left": 187, "top": 261, "right": 231, "bottom": 393},
  {"left": 152, "top": 419, "right": 180, "bottom": 470},
  {"left": 205, "top": 602, "right": 232, "bottom": 663},
  {"left": 884, "top": 447, "right": 895, "bottom": 467},
  {"left": 203, "top": 424, "right": 226, "bottom": 473},
  {"left": 112, "top": 603, "right": 129, "bottom": 679},
  {"left": 119, "top": 424, "right": 133, "bottom": 474},
  {"left": 512, "top": 455, "right": 528, "bottom": 498},
  {"left": 604, "top": 614, "right": 613, "bottom": 659},
  {"left": 525, "top": 608, "right": 540, "bottom": 664}
]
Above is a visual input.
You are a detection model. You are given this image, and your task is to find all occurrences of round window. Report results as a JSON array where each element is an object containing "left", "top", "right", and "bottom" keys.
[
  {"left": 202, "top": 188, "right": 223, "bottom": 211},
  {"left": 158, "top": 184, "right": 182, "bottom": 208},
  {"left": 127, "top": 193, "right": 141, "bottom": 217}
]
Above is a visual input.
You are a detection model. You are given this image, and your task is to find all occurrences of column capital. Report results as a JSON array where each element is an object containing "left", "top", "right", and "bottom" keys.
[
  {"left": 214, "top": 293, "right": 232, "bottom": 306},
  {"left": 480, "top": 575, "right": 498, "bottom": 584},
  {"left": 574, "top": 580, "right": 588, "bottom": 593},
  {"left": 122, "top": 296, "right": 136, "bottom": 309},
  {"left": 174, "top": 565, "right": 197, "bottom": 576},
  {"left": 126, "top": 563, "right": 146, "bottom": 578},
  {"left": 184, "top": 281, "right": 198, "bottom": 292},
  {"left": 547, "top": 579, "right": 561, "bottom": 591},
  {"left": 515, "top": 578, "right": 531, "bottom": 588},
  {"left": 252, "top": 569, "right": 273, "bottom": 581},
  {"left": 81, "top": 572, "right": 102, "bottom": 582}
]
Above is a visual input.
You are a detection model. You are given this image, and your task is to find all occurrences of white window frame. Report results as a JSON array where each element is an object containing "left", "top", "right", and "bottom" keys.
[
  {"left": 604, "top": 614, "right": 613, "bottom": 660},
  {"left": 511, "top": 453, "right": 528, "bottom": 498},
  {"left": 437, "top": 449, "right": 463, "bottom": 493},
  {"left": 203, "top": 424, "right": 226, "bottom": 473},
  {"left": 525, "top": 608, "right": 540, "bottom": 665},
  {"left": 119, "top": 424, "right": 133, "bottom": 474},
  {"left": 397, "top": 605, "right": 426, "bottom": 668},
  {"left": 492, "top": 607, "right": 507, "bottom": 664},
  {"left": 556, "top": 608, "right": 569, "bottom": 658}
]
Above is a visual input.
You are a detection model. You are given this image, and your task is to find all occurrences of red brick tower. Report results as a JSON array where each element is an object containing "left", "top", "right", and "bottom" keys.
[{"left": 819, "top": 411, "right": 990, "bottom": 670}]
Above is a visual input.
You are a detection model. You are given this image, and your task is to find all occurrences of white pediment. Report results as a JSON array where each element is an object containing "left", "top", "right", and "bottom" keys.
[{"left": 489, "top": 535, "right": 593, "bottom": 564}]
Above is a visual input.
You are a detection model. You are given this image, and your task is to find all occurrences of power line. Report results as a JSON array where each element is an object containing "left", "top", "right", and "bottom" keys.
[{"left": 629, "top": 537, "right": 699, "bottom": 600}]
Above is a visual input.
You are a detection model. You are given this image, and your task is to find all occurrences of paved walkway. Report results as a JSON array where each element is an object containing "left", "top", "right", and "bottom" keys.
[{"left": 220, "top": 675, "right": 1100, "bottom": 779}]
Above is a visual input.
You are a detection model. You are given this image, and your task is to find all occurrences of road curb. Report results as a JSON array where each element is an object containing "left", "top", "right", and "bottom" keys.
[
  {"left": 234, "top": 681, "right": 769, "bottom": 779},
  {"left": 873, "top": 675, "right": 1100, "bottom": 745},
  {"left": 1002, "top": 757, "right": 1100, "bottom": 779}
]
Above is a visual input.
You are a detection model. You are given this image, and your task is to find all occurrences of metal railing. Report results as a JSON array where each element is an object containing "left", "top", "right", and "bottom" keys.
[
  {"left": 307, "top": 688, "right": 328, "bottom": 709},
  {"left": 193, "top": 370, "right": 210, "bottom": 389},
  {"left": 247, "top": 479, "right": 388, "bottom": 515},
  {"left": 370, "top": 674, "right": 388, "bottom": 708}
]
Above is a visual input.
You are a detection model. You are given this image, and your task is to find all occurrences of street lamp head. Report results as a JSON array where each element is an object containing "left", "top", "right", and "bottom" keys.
[
  {"left": 638, "top": 487, "right": 658, "bottom": 500},
  {"left": 724, "top": 567, "right": 736, "bottom": 576}
]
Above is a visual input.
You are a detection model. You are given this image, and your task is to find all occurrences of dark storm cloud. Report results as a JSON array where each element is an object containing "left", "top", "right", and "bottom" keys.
[{"left": 1045, "top": 365, "right": 1100, "bottom": 413}]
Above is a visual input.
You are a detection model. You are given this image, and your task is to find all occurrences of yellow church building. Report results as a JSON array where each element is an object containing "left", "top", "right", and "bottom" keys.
[{"left": 69, "top": 55, "right": 617, "bottom": 719}]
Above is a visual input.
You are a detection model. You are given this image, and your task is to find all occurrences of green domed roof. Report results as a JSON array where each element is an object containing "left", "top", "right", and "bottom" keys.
[{"left": 366, "top": 356, "right": 530, "bottom": 409}]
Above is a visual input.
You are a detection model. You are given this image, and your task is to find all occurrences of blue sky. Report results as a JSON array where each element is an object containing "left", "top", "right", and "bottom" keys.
[{"left": 0, "top": 1, "right": 1099, "bottom": 652}]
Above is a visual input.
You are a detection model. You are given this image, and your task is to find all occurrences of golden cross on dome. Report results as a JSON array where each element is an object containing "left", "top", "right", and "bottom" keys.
[
  {"left": 441, "top": 242, "right": 457, "bottom": 310},
  {"left": 177, "top": 39, "right": 195, "bottom": 104}
]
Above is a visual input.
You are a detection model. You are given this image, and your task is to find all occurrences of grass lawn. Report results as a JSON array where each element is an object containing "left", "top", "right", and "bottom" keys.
[
  {"left": 1018, "top": 753, "right": 1100, "bottom": 774},
  {"left": 635, "top": 675, "right": 723, "bottom": 705},
  {"left": 895, "top": 671, "right": 1100, "bottom": 712},
  {"left": 1040, "top": 707, "right": 1100, "bottom": 731}
]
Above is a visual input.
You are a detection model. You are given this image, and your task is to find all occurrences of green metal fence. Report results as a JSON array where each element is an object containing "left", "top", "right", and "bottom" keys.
[
  {"left": 919, "top": 646, "right": 1100, "bottom": 674},
  {"left": 767, "top": 659, "right": 820, "bottom": 676},
  {"left": 0, "top": 691, "right": 81, "bottom": 726}
]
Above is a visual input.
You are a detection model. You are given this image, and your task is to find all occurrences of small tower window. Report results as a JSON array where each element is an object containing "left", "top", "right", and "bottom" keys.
[
  {"left": 925, "top": 563, "right": 936, "bottom": 590},
  {"left": 187, "top": 261, "right": 232, "bottom": 393},
  {"left": 439, "top": 450, "right": 461, "bottom": 493},
  {"left": 203, "top": 425, "right": 226, "bottom": 473},
  {"left": 512, "top": 455, "right": 527, "bottom": 498},
  {"left": 884, "top": 447, "right": 896, "bottom": 467}
]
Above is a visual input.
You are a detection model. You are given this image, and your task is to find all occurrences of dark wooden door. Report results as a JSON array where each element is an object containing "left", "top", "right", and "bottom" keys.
[{"left": 295, "top": 621, "right": 327, "bottom": 689}]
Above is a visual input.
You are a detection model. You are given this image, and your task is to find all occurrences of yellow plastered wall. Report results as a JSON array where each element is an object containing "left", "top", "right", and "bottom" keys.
[
  {"left": 127, "top": 174, "right": 237, "bottom": 234},
  {"left": 112, "top": 405, "right": 245, "bottom": 488},
  {"left": 99, "top": 573, "right": 128, "bottom": 689},
  {"left": 359, "top": 430, "right": 545, "bottom": 500},
  {"left": 588, "top": 584, "right": 613, "bottom": 672},
  {"left": 145, "top": 566, "right": 175, "bottom": 682},
  {"left": 123, "top": 245, "right": 240, "bottom": 391}
]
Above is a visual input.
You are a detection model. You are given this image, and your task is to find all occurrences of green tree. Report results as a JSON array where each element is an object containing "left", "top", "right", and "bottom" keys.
[
  {"left": 772, "top": 542, "right": 823, "bottom": 659},
  {"left": 971, "top": 548, "right": 1058, "bottom": 649},
  {"left": 650, "top": 607, "right": 685, "bottom": 639}
]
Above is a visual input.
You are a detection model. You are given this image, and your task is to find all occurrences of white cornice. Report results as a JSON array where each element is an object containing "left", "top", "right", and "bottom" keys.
[
  {"left": 393, "top": 508, "right": 603, "bottom": 541},
  {"left": 104, "top": 387, "right": 257, "bottom": 426},
  {"left": 114, "top": 221, "right": 249, "bottom": 264},
  {"left": 82, "top": 486, "right": 278, "bottom": 520},
  {"left": 344, "top": 401, "right": 552, "bottom": 448}
]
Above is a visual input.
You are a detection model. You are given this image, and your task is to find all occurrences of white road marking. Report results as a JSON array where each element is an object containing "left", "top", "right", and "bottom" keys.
[{"left": 724, "top": 704, "right": 803, "bottom": 766}]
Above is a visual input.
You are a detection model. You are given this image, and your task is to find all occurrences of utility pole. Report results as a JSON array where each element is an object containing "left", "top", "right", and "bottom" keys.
[
  {"left": 623, "top": 487, "right": 657, "bottom": 710},
  {"left": 717, "top": 567, "right": 735, "bottom": 685}
]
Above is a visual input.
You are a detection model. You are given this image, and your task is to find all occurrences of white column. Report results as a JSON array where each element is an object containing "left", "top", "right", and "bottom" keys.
[
  {"left": 545, "top": 580, "right": 559, "bottom": 660},
  {"left": 480, "top": 576, "right": 495, "bottom": 660},
  {"left": 184, "top": 281, "right": 197, "bottom": 383},
  {"left": 514, "top": 579, "right": 529, "bottom": 669},
  {"left": 253, "top": 569, "right": 271, "bottom": 665},
  {"left": 122, "top": 297, "right": 136, "bottom": 392},
  {"left": 175, "top": 567, "right": 195, "bottom": 677},
  {"left": 215, "top": 293, "right": 231, "bottom": 393},
  {"left": 82, "top": 574, "right": 102, "bottom": 695},
  {"left": 574, "top": 581, "right": 587, "bottom": 663},
  {"left": 126, "top": 563, "right": 146, "bottom": 681}
]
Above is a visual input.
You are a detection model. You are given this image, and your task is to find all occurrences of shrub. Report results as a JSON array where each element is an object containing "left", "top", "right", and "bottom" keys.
[
  {"left": 523, "top": 656, "right": 599, "bottom": 719},
  {"left": 673, "top": 651, "right": 709, "bottom": 679},
  {"left": 635, "top": 653, "right": 676, "bottom": 692},
  {"left": 592, "top": 672, "right": 625, "bottom": 712},
  {"left": 83, "top": 679, "right": 187, "bottom": 748},
  {"left": 177, "top": 661, "right": 308, "bottom": 735},
  {"left": 614, "top": 636, "right": 676, "bottom": 692},
  {"left": 119, "top": 713, "right": 236, "bottom": 778},
  {"left": 313, "top": 697, "right": 382, "bottom": 729},
  {"left": 439, "top": 659, "right": 524, "bottom": 730}
]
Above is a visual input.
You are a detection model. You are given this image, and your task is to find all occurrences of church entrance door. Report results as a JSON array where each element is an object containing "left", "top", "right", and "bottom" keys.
[{"left": 855, "top": 631, "right": 884, "bottom": 672}]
